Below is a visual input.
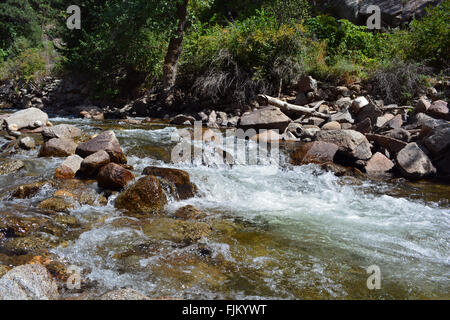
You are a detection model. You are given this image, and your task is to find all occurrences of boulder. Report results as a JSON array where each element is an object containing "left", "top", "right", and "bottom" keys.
[
  {"left": 250, "top": 130, "right": 281, "bottom": 143},
  {"left": 356, "top": 104, "right": 383, "bottom": 126},
  {"left": 4, "top": 108, "right": 48, "bottom": 131},
  {"left": 353, "top": 117, "right": 372, "bottom": 134},
  {"left": 315, "top": 130, "right": 372, "bottom": 160},
  {"left": 335, "top": 97, "right": 352, "bottom": 109},
  {"left": 322, "top": 121, "right": 341, "bottom": 131},
  {"left": 97, "top": 163, "right": 134, "bottom": 190},
  {"left": 365, "top": 152, "right": 394, "bottom": 175},
  {"left": 291, "top": 141, "right": 339, "bottom": 165},
  {"left": 18, "top": 136, "right": 35, "bottom": 150},
  {"left": 381, "top": 114, "right": 403, "bottom": 130},
  {"left": 42, "top": 124, "right": 82, "bottom": 140},
  {"left": 79, "top": 150, "right": 110, "bottom": 177},
  {"left": 330, "top": 109, "right": 354, "bottom": 124},
  {"left": 38, "top": 196, "right": 76, "bottom": 213},
  {"left": 385, "top": 128, "right": 411, "bottom": 142},
  {"left": 365, "top": 134, "right": 408, "bottom": 154},
  {"left": 414, "top": 97, "right": 431, "bottom": 114},
  {"left": 352, "top": 96, "right": 369, "bottom": 113},
  {"left": 54, "top": 155, "right": 83, "bottom": 179},
  {"left": 396, "top": 143, "right": 436, "bottom": 179},
  {"left": 142, "top": 166, "right": 197, "bottom": 200},
  {"left": 415, "top": 113, "right": 448, "bottom": 131},
  {"left": 170, "top": 114, "right": 196, "bottom": 125},
  {"left": 76, "top": 130, "right": 127, "bottom": 164},
  {"left": 115, "top": 175, "right": 167, "bottom": 215},
  {"left": 422, "top": 124, "right": 450, "bottom": 156},
  {"left": 11, "top": 181, "right": 46, "bottom": 199},
  {"left": 427, "top": 100, "right": 449, "bottom": 120},
  {"left": 239, "top": 107, "right": 291, "bottom": 131},
  {"left": 38, "top": 138, "right": 77, "bottom": 157},
  {"left": 0, "top": 263, "right": 59, "bottom": 300},
  {"left": 0, "top": 160, "right": 24, "bottom": 175},
  {"left": 298, "top": 75, "right": 317, "bottom": 93}
]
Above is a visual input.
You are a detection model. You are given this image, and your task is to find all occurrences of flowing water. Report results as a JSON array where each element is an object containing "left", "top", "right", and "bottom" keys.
[{"left": 0, "top": 117, "right": 449, "bottom": 299}]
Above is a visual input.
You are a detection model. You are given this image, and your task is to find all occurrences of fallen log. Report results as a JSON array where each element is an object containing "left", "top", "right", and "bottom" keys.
[{"left": 258, "top": 94, "right": 330, "bottom": 120}]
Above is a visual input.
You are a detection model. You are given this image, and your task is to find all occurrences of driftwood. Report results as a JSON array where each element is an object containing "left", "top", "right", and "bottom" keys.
[
  {"left": 379, "top": 106, "right": 412, "bottom": 111},
  {"left": 258, "top": 94, "right": 330, "bottom": 120}
]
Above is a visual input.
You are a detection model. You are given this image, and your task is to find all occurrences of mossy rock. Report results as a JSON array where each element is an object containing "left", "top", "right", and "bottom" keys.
[
  {"left": 38, "top": 197, "right": 76, "bottom": 213},
  {"left": 142, "top": 217, "right": 212, "bottom": 244},
  {"left": 173, "top": 205, "right": 206, "bottom": 220},
  {"left": 115, "top": 175, "right": 167, "bottom": 215},
  {"left": 2, "top": 236, "right": 51, "bottom": 255},
  {"left": 10, "top": 181, "right": 46, "bottom": 199}
]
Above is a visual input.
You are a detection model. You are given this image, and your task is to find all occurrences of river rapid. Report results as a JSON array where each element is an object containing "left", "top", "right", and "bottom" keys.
[{"left": 0, "top": 117, "right": 449, "bottom": 299}]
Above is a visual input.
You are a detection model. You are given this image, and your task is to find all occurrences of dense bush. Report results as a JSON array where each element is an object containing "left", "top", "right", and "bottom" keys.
[
  {"left": 406, "top": 0, "right": 450, "bottom": 69},
  {"left": 181, "top": 10, "right": 308, "bottom": 103},
  {"left": 0, "top": 47, "right": 48, "bottom": 83}
]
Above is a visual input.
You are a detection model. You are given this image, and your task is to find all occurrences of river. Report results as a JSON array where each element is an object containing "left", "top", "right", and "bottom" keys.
[{"left": 1, "top": 117, "right": 449, "bottom": 299}]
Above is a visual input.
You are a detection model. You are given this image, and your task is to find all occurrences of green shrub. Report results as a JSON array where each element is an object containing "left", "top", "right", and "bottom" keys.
[
  {"left": 406, "top": 0, "right": 450, "bottom": 69},
  {"left": 0, "top": 47, "right": 47, "bottom": 83},
  {"left": 181, "top": 10, "right": 308, "bottom": 103}
]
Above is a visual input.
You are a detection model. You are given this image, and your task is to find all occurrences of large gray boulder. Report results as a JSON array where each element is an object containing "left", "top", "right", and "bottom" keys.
[
  {"left": 238, "top": 107, "right": 291, "bottom": 131},
  {"left": 76, "top": 130, "right": 127, "bottom": 164},
  {"left": 0, "top": 263, "right": 59, "bottom": 300},
  {"left": 4, "top": 107, "right": 48, "bottom": 131},
  {"left": 38, "top": 138, "right": 77, "bottom": 158},
  {"left": 315, "top": 129, "right": 372, "bottom": 160},
  {"left": 396, "top": 143, "right": 436, "bottom": 179},
  {"left": 42, "top": 124, "right": 82, "bottom": 140},
  {"left": 422, "top": 124, "right": 450, "bottom": 156}
]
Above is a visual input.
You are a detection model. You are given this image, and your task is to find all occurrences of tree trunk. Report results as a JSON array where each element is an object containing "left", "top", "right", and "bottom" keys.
[{"left": 162, "top": 0, "right": 189, "bottom": 105}]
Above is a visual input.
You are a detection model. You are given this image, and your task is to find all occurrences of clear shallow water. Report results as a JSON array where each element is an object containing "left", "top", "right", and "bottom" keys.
[{"left": 1, "top": 117, "right": 449, "bottom": 299}]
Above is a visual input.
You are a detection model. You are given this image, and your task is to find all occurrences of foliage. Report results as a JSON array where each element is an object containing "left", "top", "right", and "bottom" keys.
[
  {"left": 181, "top": 9, "right": 308, "bottom": 103},
  {"left": 406, "top": 0, "right": 450, "bottom": 69},
  {"left": 0, "top": 47, "right": 48, "bottom": 83}
]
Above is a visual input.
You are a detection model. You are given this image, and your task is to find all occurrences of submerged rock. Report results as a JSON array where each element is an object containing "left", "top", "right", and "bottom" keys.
[
  {"left": 142, "top": 166, "right": 197, "bottom": 200},
  {"left": 99, "top": 288, "right": 151, "bottom": 300},
  {"left": 38, "top": 138, "right": 77, "bottom": 158},
  {"left": 173, "top": 205, "right": 207, "bottom": 220},
  {"left": 396, "top": 143, "right": 436, "bottom": 179},
  {"left": 115, "top": 175, "right": 167, "bottom": 215},
  {"left": 0, "top": 263, "right": 59, "bottom": 300},
  {"left": 76, "top": 130, "right": 127, "bottom": 164},
  {"left": 18, "top": 136, "right": 35, "bottom": 150},
  {"left": 97, "top": 163, "right": 134, "bottom": 190},
  {"left": 0, "top": 160, "right": 24, "bottom": 175},
  {"left": 38, "top": 196, "right": 76, "bottom": 213},
  {"left": 142, "top": 217, "right": 212, "bottom": 244},
  {"left": 10, "top": 181, "right": 46, "bottom": 199},
  {"left": 2, "top": 236, "right": 50, "bottom": 255}
]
